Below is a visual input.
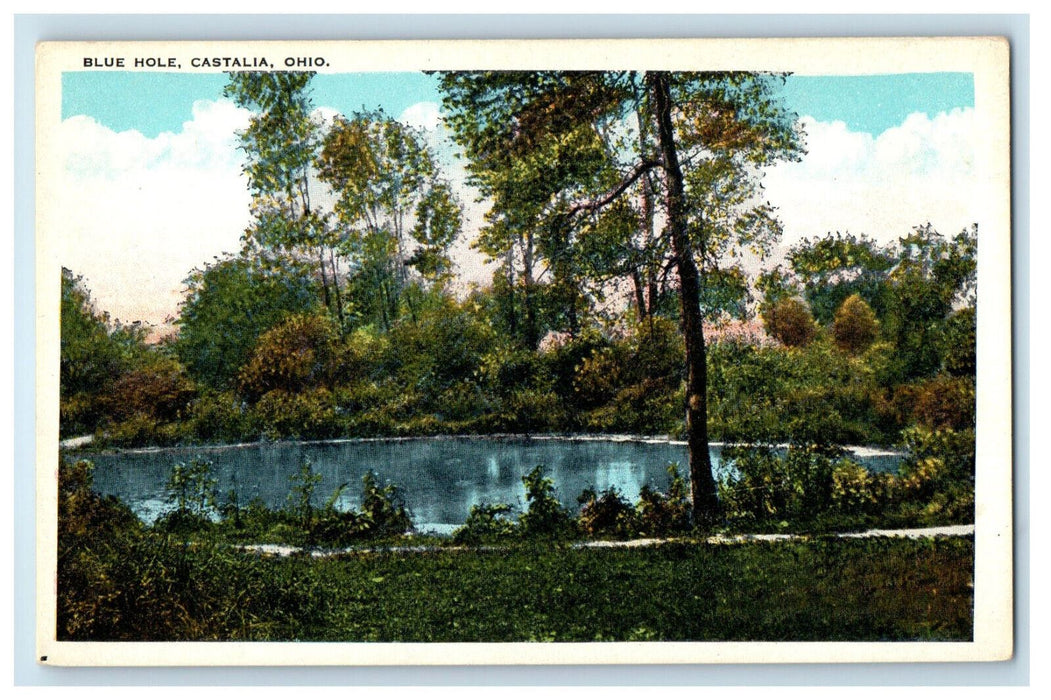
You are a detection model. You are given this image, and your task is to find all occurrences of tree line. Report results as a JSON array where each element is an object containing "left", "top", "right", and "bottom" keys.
[{"left": 60, "top": 70, "right": 977, "bottom": 526}]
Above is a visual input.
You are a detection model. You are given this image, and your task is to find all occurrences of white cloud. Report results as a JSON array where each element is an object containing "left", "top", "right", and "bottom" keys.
[
  {"left": 398, "top": 101, "right": 443, "bottom": 133},
  {"left": 55, "top": 100, "right": 979, "bottom": 328},
  {"left": 57, "top": 99, "right": 253, "bottom": 326},
  {"left": 763, "top": 108, "right": 978, "bottom": 251},
  {"left": 398, "top": 101, "right": 494, "bottom": 287}
]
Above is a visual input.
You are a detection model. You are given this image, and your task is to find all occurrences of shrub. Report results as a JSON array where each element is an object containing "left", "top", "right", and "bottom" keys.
[
  {"left": 102, "top": 355, "right": 197, "bottom": 424},
  {"left": 57, "top": 457, "right": 144, "bottom": 639},
  {"left": 829, "top": 461, "right": 879, "bottom": 515},
  {"left": 636, "top": 464, "right": 693, "bottom": 537},
  {"left": 452, "top": 503, "right": 518, "bottom": 544},
  {"left": 761, "top": 297, "right": 818, "bottom": 348},
  {"left": 911, "top": 375, "right": 975, "bottom": 431},
  {"left": 519, "top": 466, "right": 575, "bottom": 539},
  {"left": 154, "top": 459, "right": 219, "bottom": 535},
  {"left": 175, "top": 253, "right": 321, "bottom": 390},
  {"left": 252, "top": 388, "right": 341, "bottom": 440},
  {"left": 504, "top": 388, "right": 566, "bottom": 433},
  {"left": 718, "top": 445, "right": 855, "bottom": 529},
  {"left": 189, "top": 390, "right": 259, "bottom": 443},
  {"left": 572, "top": 346, "right": 625, "bottom": 410},
  {"left": 832, "top": 294, "right": 880, "bottom": 355},
  {"left": 900, "top": 426, "right": 975, "bottom": 486},
  {"left": 577, "top": 487, "right": 638, "bottom": 538},
  {"left": 943, "top": 307, "right": 976, "bottom": 377},
  {"left": 358, "top": 470, "right": 413, "bottom": 538},
  {"left": 238, "top": 312, "right": 341, "bottom": 401}
]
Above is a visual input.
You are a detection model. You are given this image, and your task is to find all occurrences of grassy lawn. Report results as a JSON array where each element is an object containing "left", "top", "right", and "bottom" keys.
[
  {"left": 64, "top": 534, "right": 972, "bottom": 643},
  {"left": 300, "top": 537, "right": 974, "bottom": 642}
]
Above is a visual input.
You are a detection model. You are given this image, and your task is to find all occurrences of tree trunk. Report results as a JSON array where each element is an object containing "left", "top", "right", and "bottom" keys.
[
  {"left": 636, "top": 102, "right": 656, "bottom": 321},
  {"left": 648, "top": 71, "right": 720, "bottom": 525},
  {"left": 328, "top": 247, "right": 346, "bottom": 335},
  {"left": 521, "top": 231, "right": 540, "bottom": 351},
  {"left": 631, "top": 268, "right": 648, "bottom": 321}
]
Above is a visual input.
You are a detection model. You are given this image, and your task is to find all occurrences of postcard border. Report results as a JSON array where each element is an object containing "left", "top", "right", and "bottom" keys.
[{"left": 33, "top": 35, "right": 1013, "bottom": 668}]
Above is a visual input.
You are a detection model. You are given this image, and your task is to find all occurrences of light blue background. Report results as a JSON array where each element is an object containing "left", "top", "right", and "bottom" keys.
[{"left": 60, "top": 70, "right": 975, "bottom": 139}]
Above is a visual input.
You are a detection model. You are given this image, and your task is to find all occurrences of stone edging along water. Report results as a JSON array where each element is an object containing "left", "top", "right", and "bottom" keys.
[
  {"left": 62, "top": 432, "right": 904, "bottom": 458},
  {"left": 234, "top": 524, "right": 975, "bottom": 559}
]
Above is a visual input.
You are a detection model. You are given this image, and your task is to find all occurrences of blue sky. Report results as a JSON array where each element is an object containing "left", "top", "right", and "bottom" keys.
[
  {"left": 62, "top": 71, "right": 973, "bottom": 138},
  {"left": 56, "top": 70, "right": 980, "bottom": 327}
]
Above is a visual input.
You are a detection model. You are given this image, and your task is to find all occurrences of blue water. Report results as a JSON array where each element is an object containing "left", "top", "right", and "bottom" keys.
[{"left": 74, "top": 437, "right": 902, "bottom": 534}]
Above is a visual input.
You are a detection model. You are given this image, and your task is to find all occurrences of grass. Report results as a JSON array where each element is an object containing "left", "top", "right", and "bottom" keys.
[
  {"left": 57, "top": 455, "right": 975, "bottom": 643},
  {"left": 60, "top": 532, "right": 974, "bottom": 642}
]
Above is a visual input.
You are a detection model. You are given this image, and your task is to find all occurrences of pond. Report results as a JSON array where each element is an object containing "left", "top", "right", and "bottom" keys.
[{"left": 73, "top": 436, "right": 903, "bottom": 534}]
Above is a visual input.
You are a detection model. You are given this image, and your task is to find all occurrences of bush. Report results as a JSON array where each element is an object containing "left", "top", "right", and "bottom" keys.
[
  {"left": 452, "top": 503, "right": 518, "bottom": 544},
  {"left": 358, "top": 470, "right": 413, "bottom": 538},
  {"left": 636, "top": 463, "right": 692, "bottom": 536},
  {"left": 832, "top": 294, "right": 880, "bottom": 355},
  {"left": 57, "top": 457, "right": 145, "bottom": 639},
  {"left": 238, "top": 312, "right": 341, "bottom": 401},
  {"left": 718, "top": 445, "right": 864, "bottom": 530},
  {"left": 911, "top": 375, "right": 975, "bottom": 431},
  {"left": 252, "top": 388, "right": 341, "bottom": 440},
  {"left": 102, "top": 355, "right": 197, "bottom": 424},
  {"left": 577, "top": 487, "right": 638, "bottom": 538},
  {"left": 189, "top": 390, "right": 259, "bottom": 443},
  {"left": 519, "top": 466, "right": 575, "bottom": 539},
  {"left": 761, "top": 297, "right": 818, "bottom": 348}
]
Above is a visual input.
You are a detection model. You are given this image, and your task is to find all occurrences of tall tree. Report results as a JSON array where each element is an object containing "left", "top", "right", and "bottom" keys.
[
  {"left": 439, "top": 70, "right": 803, "bottom": 523},
  {"left": 317, "top": 110, "right": 462, "bottom": 330},
  {"left": 224, "top": 71, "right": 346, "bottom": 329}
]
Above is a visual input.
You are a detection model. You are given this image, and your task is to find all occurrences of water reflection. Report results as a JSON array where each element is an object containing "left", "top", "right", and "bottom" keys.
[{"left": 77, "top": 437, "right": 901, "bottom": 534}]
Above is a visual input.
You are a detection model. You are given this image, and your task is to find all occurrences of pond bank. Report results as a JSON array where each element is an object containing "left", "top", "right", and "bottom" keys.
[{"left": 235, "top": 523, "right": 975, "bottom": 559}]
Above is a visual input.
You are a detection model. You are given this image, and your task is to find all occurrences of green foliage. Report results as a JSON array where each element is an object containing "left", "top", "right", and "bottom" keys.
[
  {"left": 238, "top": 312, "right": 341, "bottom": 401},
  {"left": 636, "top": 463, "right": 693, "bottom": 537},
  {"left": 452, "top": 503, "right": 518, "bottom": 544},
  {"left": 568, "top": 319, "right": 684, "bottom": 434},
  {"left": 356, "top": 470, "right": 413, "bottom": 538},
  {"left": 881, "top": 224, "right": 977, "bottom": 380},
  {"left": 175, "top": 254, "right": 320, "bottom": 389},
  {"left": 318, "top": 109, "right": 462, "bottom": 330},
  {"left": 706, "top": 337, "right": 890, "bottom": 445},
  {"left": 832, "top": 294, "right": 880, "bottom": 355},
  {"left": 225, "top": 71, "right": 350, "bottom": 329},
  {"left": 252, "top": 388, "right": 341, "bottom": 440},
  {"left": 102, "top": 354, "right": 197, "bottom": 425},
  {"left": 787, "top": 232, "right": 896, "bottom": 325},
  {"left": 576, "top": 487, "right": 638, "bottom": 538},
  {"left": 519, "top": 466, "right": 575, "bottom": 539},
  {"left": 287, "top": 460, "right": 323, "bottom": 531},
  {"left": 717, "top": 431, "right": 974, "bottom": 532},
  {"left": 385, "top": 299, "right": 497, "bottom": 409},
  {"left": 943, "top": 307, "right": 977, "bottom": 377},
  {"left": 60, "top": 268, "right": 125, "bottom": 399},
  {"left": 911, "top": 375, "right": 976, "bottom": 432},
  {"left": 60, "top": 268, "right": 157, "bottom": 437},
  {"left": 63, "top": 515, "right": 976, "bottom": 642},
  {"left": 154, "top": 459, "right": 219, "bottom": 534},
  {"left": 188, "top": 390, "right": 258, "bottom": 443},
  {"left": 761, "top": 296, "right": 818, "bottom": 348},
  {"left": 719, "top": 445, "right": 839, "bottom": 530}
]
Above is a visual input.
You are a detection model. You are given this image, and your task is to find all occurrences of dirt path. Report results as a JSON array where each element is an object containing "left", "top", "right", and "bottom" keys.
[
  {"left": 59, "top": 435, "right": 94, "bottom": 449},
  {"left": 236, "top": 523, "right": 975, "bottom": 559}
]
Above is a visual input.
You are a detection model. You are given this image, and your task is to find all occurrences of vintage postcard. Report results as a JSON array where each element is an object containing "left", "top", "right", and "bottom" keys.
[{"left": 35, "top": 37, "right": 1012, "bottom": 666}]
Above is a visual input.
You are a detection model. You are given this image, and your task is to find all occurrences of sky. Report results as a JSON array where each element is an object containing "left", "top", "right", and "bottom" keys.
[{"left": 56, "top": 71, "right": 977, "bottom": 327}]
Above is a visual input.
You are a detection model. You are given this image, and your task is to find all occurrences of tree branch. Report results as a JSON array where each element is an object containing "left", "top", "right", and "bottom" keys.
[{"left": 563, "top": 158, "right": 661, "bottom": 219}]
